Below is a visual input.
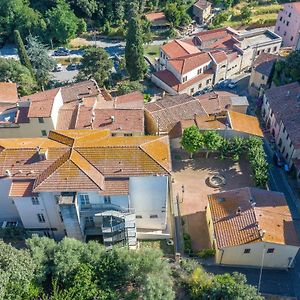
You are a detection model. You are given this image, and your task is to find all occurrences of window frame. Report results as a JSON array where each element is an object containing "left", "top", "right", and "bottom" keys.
[
  {"left": 79, "top": 194, "right": 90, "bottom": 206},
  {"left": 31, "top": 196, "right": 39, "bottom": 205},
  {"left": 37, "top": 213, "right": 46, "bottom": 223},
  {"left": 243, "top": 248, "right": 251, "bottom": 254}
]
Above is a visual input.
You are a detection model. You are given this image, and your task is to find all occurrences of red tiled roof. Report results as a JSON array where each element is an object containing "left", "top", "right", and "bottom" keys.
[
  {"left": 9, "top": 180, "right": 36, "bottom": 197},
  {"left": 209, "top": 187, "right": 300, "bottom": 248},
  {"left": 22, "top": 88, "right": 60, "bottom": 118},
  {"left": 168, "top": 52, "right": 211, "bottom": 74},
  {"left": 209, "top": 50, "right": 227, "bottom": 64},
  {"left": 195, "top": 28, "right": 229, "bottom": 42},
  {"left": 115, "top": 91, "right": 144, "bottom": 109},
  {"left": 0, "top": 130, "right": 171, "bottom": 193},
  {"left": 145, "top": 12, "right": 167, "bottom": 22},
  {"left": 161, "top": 40, "right": 200, "bottom": 59},
  {"left": 153, "top": 69, "right": 214, "bottom": 92},
  {"left": 0, "top": 82, "right": 18, "bottom": 104}
]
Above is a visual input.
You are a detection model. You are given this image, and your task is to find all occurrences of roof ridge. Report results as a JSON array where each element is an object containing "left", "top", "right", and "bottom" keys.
[
  {"left": 151, "top": 99, "right": 204, "bottom": 113},
  {"left": 33, "top": 150, "right": 71, "bottom": 191},
  {"left": 70, "top": 149, "right": 105, "bottom": 190},
  {"left": 140, "top": 136, "right": 171, "bottom": 174}
]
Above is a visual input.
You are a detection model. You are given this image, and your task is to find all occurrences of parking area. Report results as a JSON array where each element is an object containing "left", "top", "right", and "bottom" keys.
[{"left": 172, "top": 149, "right": 254, "bottom": 251}]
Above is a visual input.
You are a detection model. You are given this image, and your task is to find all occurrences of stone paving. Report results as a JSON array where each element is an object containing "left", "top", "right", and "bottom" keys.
[{"left": 172, "top": 149, "right": 254, "bottom": 251}]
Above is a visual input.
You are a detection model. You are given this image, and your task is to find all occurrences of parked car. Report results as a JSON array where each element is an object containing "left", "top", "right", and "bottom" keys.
[
  {"left": 53, "top": 47, "right": 70, "bottom": 56},
  {"left": 53, "top": 64, "right": 63, "bottom": 72},
  {"left": 67, "top": 63, "right": 78, "bottom": 71}
]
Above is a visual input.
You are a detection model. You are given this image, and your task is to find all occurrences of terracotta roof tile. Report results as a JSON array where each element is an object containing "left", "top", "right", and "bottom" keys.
[
  {"left": 168, "top": 52, "right": 211, "bottom": 74},
  {"left": 0, "top": 130, "right": 171, "bottom": 193},
  {"left": 115, "top": 91, "right": 144, "bottom": 109},
  {"left": 228, "top": 111, "right": 263, "bottom": 137},
  {"left": 209, "top": 50, "right": 227, "bottom": 63},
  {"left": 161, "top": 40, "right": 200, "bottom": 59},
  {"left": 208, "top": 187, "right": 299, "bottom": 248},
  {"left": 9, "top": 180, "right": 36, "bottom": 197},
  {"left": 0, "top": 82, "right": 18, "bottom": 104},
  {"left": 22, "top": 88, "right": 60, "bottom": 118},
  {"left": 100, "top": 178, "right": 129, "bottom": 195}
]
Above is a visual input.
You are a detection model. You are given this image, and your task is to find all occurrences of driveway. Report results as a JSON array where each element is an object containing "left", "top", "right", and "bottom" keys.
[
  {"left": 51, "top": 66, "right": 78, "bottom": 83},
  {"left": 172, "top": 149, "right": 254, "bottom": 251}
]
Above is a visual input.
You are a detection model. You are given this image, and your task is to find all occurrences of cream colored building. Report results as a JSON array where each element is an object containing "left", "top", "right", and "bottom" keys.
[
  {"left": 262, "top": 82, "right": 300, "bottom": 177},
  {"left": 193, "top": 0, "right": 212, "bottom": 24},
  {"left": 248, "top": 53, "right": 278, "bottom": 97},
  {"left": 207, "top": 187, "right": 299, "bottom": 269}
]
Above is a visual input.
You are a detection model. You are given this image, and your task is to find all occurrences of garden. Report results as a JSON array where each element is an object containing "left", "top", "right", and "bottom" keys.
[{"left": 181, "top": 127, "right": 269, "bottom": 187}]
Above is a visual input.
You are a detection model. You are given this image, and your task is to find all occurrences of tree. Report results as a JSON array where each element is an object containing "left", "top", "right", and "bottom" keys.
[
  {"left": 0, "top": 241, "right": 38, "bottom": 300},
  {"left": 14, "top": 30, "right": 33, "bottom": 75},
  {"left": 0, "top": 58, "right": 37, "bottom": 95},
  {"left": 285, "top": 50, "right": 300, "bottom": 82},
  {"left": 46, "top": 0, "right": 85, "bottom": 44},
  {"left": 67, "top": 0, "right": 98, "bottom": 18},
  {"left": 202, "top": 130, "right": 224, "bottom": 158},
  {"left": 77, "top": 47, "right": 113, "bottom": 86},
  {"left": 125, "top": 4, "right": 147, "bottom": 81},
  {"left": 240, "top": 6, "right": 252, "bottom": 23},
  {"left": 181, "top": 126, "right": 204, "bottom": 158},
  {"left": 164, "top": 3, "right": 181, "bottom": 27},
  {"left": 117, "top": 80, "right": 143, "bottom": 95},
  {"left": 26, "top": 35, "right": 56, "bottom": 89}
]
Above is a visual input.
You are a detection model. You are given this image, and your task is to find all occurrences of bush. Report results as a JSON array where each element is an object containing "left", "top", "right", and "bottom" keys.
[
  {"left": 183, "top": 233, "right": 193, "bottom": 254},
  {"left": 197, "top": 248, "right": 216, "bottom": 259}
]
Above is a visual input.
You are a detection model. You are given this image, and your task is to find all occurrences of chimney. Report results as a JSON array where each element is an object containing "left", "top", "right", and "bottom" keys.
[
  {"left": 5, "top": 169, "right": 12, "bottom": 177},
  {"left": 236, "top": 206, "right": 242, "bottom": 215},
  {"left": 260, "top": 229, "right": 266, "bottom": 238},
  {"left": 36, "top": 147, "right": 48, "bottom": 161}
]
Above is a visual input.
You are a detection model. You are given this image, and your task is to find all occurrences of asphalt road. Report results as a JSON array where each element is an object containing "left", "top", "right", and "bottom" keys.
[{"left": 51, "top": 65, "right": 78, "bottom": 83}]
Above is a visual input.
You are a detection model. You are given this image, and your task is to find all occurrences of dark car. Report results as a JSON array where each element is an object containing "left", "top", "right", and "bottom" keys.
[
  {"left": 53, "top": 47, "right": 70, "bottom": 56},
  {"left": 67, "top": 63, "right": 78, "bottom": 71}
]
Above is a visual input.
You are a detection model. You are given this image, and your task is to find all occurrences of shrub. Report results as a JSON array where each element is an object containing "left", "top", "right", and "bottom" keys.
[
  {"left": 183, "top": 233, "right": 193, "bottom": 254},
  {"left": 197, "top": 248, "right": 216, "bottom": 259}
]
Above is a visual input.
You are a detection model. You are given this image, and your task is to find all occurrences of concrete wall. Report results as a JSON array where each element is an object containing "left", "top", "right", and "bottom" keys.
[
  {"left": 129, "top": 176, "right": 169, "bottom": 230},
  {"left": 144, "top": 110, "right": 158, "bottom": 135},
  {"left": 180, "top": 73, "right": 214, "bottom": 95},
  {"left": 51, "top": 90, "right": 64, "bottom": 129},
  {"left": 249, "top": 69, "right": 269, "bottom": 96},
  {"left": 151, "top": 74, "right": 177, "bottom": 95},
  {"left": 13, "top": 192, "right": 65, "bottom": 239},
  {"left": 218, "top": 242, "right": 299, "bottom": 269},
  {"left": 0, "top": 179, "right": 20, "bottom": 223},
  {"left": 275, "top": 3, "right": 300, "bottom": 48}
]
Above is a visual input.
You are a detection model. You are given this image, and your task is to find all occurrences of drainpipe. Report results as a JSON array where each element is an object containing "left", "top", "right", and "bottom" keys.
[{"left": 219, "top": 248, "right": 224, "bottom": 264}]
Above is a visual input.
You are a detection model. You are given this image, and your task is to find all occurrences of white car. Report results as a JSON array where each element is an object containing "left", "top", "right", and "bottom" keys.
[{"left": 54, "top": 64, "right": 63, "bottom": 72}]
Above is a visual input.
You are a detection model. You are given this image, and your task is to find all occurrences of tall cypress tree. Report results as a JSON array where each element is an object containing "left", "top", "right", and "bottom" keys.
[
  {"left": 14, "top": 30, "right": 34, "bottom": 76},
  {"left": 125, "top": 4, "right": 146, "bottom": 81}
]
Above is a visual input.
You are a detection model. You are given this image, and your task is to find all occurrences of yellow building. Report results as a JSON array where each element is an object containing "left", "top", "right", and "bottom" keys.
[{"left": 206, "top": 187, "right": 299, "bottom": 269}]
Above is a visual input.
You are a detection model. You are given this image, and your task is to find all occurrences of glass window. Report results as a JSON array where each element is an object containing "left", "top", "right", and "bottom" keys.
[
  {"left": 104, "top": 196, "right": 111, "bottom": 204},
  {"left": 287, "top": 21, "right": 289, "bottom": 26},
  {"left": 38, "top": 117, "right": 44, "bottom": 123},
  {"left": 244, "top": 248, "right": 251, "bottom": 254},
  {"left": 85, "top": 216, "right": 94, "bottom": 226},
  {"left": 37, "top": 213, "right": 45, "bottom": 223},
  {"left": 31, "top": 196, "right": 39, "bottom": 205},
  {"left": 150, "top": 214, "right": 158, "bottom": 218},
  {"left": 267, "top": 248, "right": 274, "bottom": 254},
  {"left": 79, "top": 194, "right": 90, "bottom": 205},
  {"left": 41, "top": 130, "right": 47, "bottom": 136},
  {"left": 291, "top": 36, "right": 294, "bottom": 41},
  {"left": 124, "top": 133, "right": 132, "bottom": 136},
  {"left": 136, "top": 215, "right": 142, "bottom": 219},
  {"left": 183, "top": 76, "right": 187, "bottom": 82},
  {"left": 190, "top": 88, "right": 194, "bottom": 94}
]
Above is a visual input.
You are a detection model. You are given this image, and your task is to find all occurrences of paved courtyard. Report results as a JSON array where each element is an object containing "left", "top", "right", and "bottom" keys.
[{"left": 172, "top": 149, "right": 254, "bottom": 251}]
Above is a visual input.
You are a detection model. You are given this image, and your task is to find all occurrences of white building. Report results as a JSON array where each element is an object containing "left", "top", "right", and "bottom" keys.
[
  {"left": 207, "top": 187, "right": 300, "bottom": 269},
  {"left": 152, "top": 27, "right": 282, "bottom": 95},
  {"left": 0, "top": 130, "right": 172, "bottom": 247}
]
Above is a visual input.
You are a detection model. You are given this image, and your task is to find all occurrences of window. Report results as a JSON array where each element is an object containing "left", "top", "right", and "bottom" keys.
[
  {"left": 283, "top": 126, "right": 286, "bottom": 133},
  {"left": 277, "top": 26, "right": 280, "bottom": 31},
  {"left": 55, "top": 195, "right": 60, "bottom": 204},
  {"left": 267, "top": 48, "right": 271, "bottom": 53},
  {"left": 280, "top": 16, "right": 282, "bottom": 21},
  {"left": 198, "top": 83, "right": 202, "bottom": 89},
  {"left": 284, "top": 31, "right": 287, "bottom": 36},
  {"left": 38, "top": 117, "right": 44, "bottom": 123},
  {"left": 291, "top": 36, "right": 294, "bottom": 41},
  {"left": 85, "top": 216, "right": 94, "bottom": 226},
  {"left": 197, "top": 68, "right": 202, "bottom": 75},
  {"left": 31, "top": 196, "right": 39, "bottom": 205},
  {"left": 285, "top": 153, "right": 289, "bottom": 160},
  {"left": 244, "top": 248, "right": 251, "bottom": 254},
  {"left": 282, "top": 146, "right": 286, "bottom": 154},
  {"left": 290, "top": 141, "right": 293, "bottom": 148},
  {"left": 79, "top": 194, "right": 90, "bottom": 205},
  {"left": 190, "top": 88, "right": 194, "bottom": 94},
  {"left": 112, "top": 133, "right": 117, "bottom": 136},
  {"left": 221, "top": 65, "right": 226, "bottom": 69},
  {"left": 289, "top": 12, "right": 291, "bottom": 17},
  {"left": 150, "top": 214, "right": 158, "bottom": 218},
  {"left": 206, "top": 79, "right": 210, "bottom": 85},
  {"left": 278, "top": 138, "right": 282, "bottom": 147},
  {"left": 287, "top": 21, "right": 289, "bottom": 26},
  {"left": 261, "top": 75, "right": 265, "bottom": 80},
  {"left": 183, "top": 76, "right": 187, "bottom": 82},
  {"left": 257, "top": 50, "right": 260, "bottom": 55},
  {"left": 37, "top": 213, "right": 45, "bottom": 223},
  {"left": 41, "top": 130, "right": 47, "bottom": 136},
  {"left": 124, "top": 133, "right": 132, "bottom": 136},
  {"left": 286, "top": 134, "right": 289, "bottom": 140},
  {"left": 273, "top": 47, "right": 277, "bottom": 52},
  {"left": 104, "top": 196, "right": 111, "bottom": 204},
  {"left": 267, "top": 248, "right": 274, "bottom": 254},
  {"left": 136, "top": 215, "right": 142, "bottom": 219},
  {"left": 44, "top": 231, "right": 51, "bottom": 238},
  {"left": 64, "top": 229, "right": 67, "bottom": 236}
]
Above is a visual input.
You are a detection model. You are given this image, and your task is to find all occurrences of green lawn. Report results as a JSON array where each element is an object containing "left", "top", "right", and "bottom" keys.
[
  {"left": 144, "top": 44, "right": 160, "bottom": 63},
  {"left": 139, "top": 239, "right": 175, "bottom": 255}
]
